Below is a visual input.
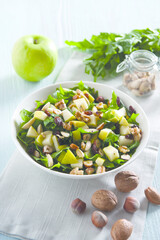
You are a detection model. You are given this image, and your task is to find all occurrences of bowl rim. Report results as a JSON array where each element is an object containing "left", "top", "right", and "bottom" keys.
[{"left": 11, "top": 81, "right": 150, "bottom": 179}]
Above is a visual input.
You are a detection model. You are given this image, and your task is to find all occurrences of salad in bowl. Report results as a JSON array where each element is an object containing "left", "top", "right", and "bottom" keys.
[{"left": 13, "top": 81, "right": 149, "bottom": 178}]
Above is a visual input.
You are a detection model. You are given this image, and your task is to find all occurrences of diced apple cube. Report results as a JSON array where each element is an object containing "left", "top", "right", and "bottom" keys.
[
  {"left": 99, "top": 128, "right": 112, "bottom": 141},
  {"left": 22, "top": 117, "right": 35, "bottom": 129},
  {"left": 58, "top": 149, "right": 78, "bottom": 164},
  {"left": 72, "top": 130, "right": 81, "bottom": 142},
  {"left": 95, "top": 157, "right": 105, "bottom": 166},
  {"left": 62, "top": 109, "right": 75, "bottom": 122},
  {"left": 119, "top": 116, "right": 129, "bottom": 126},
  {"left": 115, "top": 107, "right": 126, "bottom": 118},
  {"left": 26, "top": 126, "right": 38, "bottom": 138},
  {"left": 34, "top": 111, "right": 48, "bottom": 120},
  {"left": 71, "top": 159, "right": 83, "bottom": 168},
  {"left": 103, "top": 145, "right": 119, "bottom": 162},
  {"left": 52, "top": 135, "right": 60, "bottom": 152},
  {"left": 42, "top": 134, "right": 54, "bottom": 148},
  {"left": 73, "top": 98, "right": 88, "bottom": 111},
  {"left": 35, "top": 134, "right": 44, "bottom": 146},
  {"left": 46, "top": 154, "right": 53, "bottom": 168},
  {"left": 41, "top": 102, "right": 50, "bottom": 111},
  {"left": 119, "top": 136, "right": 133, "bottom": 146},
  {"left": 120, "top": 126, "right": 130, "bottom": 135},
  {"left": 83, "top": 90, "right": 95, "bottom": 103},
  {"left": 87, "top": 115, "right": 98, "bottom": 127},
  {"left": 71, "top": 121, "right": 86, "bottom": 128}
]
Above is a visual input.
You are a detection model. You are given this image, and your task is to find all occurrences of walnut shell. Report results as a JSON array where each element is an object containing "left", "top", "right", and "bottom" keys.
[
  {"left": 115, "top": 171, "right": 139, "bottom": 192},
  {"left": 111, "top": 219, "right": 133, "bottom": 240},
  {"left": 91, "top": 189, "right": 118, "bottom": 211}
]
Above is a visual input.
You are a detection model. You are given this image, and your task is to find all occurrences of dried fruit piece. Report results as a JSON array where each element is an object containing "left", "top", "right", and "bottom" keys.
[
  {"left": 71, "top": 198, "right": 86, "bottom": 214},
  {"left": 111, "top": 219, "right": 133, "bottom": 240},
  {"left": 123, "top": 196, "right": 140, "bottom": 213},
  {"left": 91, "top": 211, "right": 108, "bottom": 228},
  {"left": 91, "top": 189, "right": 118, "bottom": 211},
  {"left": 115, "top": 171, "right": 139, "bottom": 192},
  {"left": 144, "top": 187, "right": 160, "bottom": 205}
]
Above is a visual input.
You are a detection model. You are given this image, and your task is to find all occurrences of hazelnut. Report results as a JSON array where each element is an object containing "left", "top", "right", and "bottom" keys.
[
  {"left": 71, "top": 198, "right": 86, "bottom": 214},
  {"left": 83, "top": 161, "right": 93, "bottom": 168},
  {"left": 123, "top": 196, "right": 140, "bottom": 213},
  {"left": 91, "top": 211, "right": 108, "bottom": 228},
  {"left": 144, "top": 187, "right": 160, "bottom": 205},
  {"left": 70, "top": 143, "right": 79, "bottom": 150},
  {"left": 85, "top": 167, "right": 94, "bottom": 175},
  {"left": 91, "top": 189, "right": 118, "bottom": 211},
  {"left": 96, "top": 166, "right": 105, "bottom": 174},
  {"left": 115, "top": 171, "right": 139, "bottom": 192},
  {"left": 111, "top": 219, "right": 133, "bottom": 240}
]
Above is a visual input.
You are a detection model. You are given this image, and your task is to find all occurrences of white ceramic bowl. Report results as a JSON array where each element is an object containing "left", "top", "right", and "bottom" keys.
[{"left": 12, "top": 81, "right": 150, "bottom": 179}]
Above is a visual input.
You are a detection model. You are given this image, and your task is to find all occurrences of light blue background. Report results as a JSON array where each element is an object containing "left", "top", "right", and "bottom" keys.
[{"left": 0, "top": 0, "right": 160, "bottom": 239}]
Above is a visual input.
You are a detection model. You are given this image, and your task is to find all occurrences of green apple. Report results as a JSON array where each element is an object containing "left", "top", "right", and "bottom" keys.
[
  {"left": 95, "top": 157, "right": 105, "bottom": 166},
  {"left": 119, "top": 136, "right": 133, "bottom": 146},
  {"left": 83, "top": 90, "right": 95, "bottom": 102},
  {"left": 22, "top": 117, "right": 35, "bottom": 129},
  {"left": 58, "top": 150, "right": 78, "bottom": 164},
  {"left": 87, "top": 115, "right": 98, "bottom": 127},
  {"left": 120, "top": 126, "right": 130, "bottom": 135},
  {"left": 26, "top": 126, "right": 38, "bottom": 138},
  {"left": 12, "top": 35, "right": 57, "bottom": 82},
  {"left": 103, "top": 146, "right": 119, "bottom": 162},
  {"left": 34, "top": 111, "right": 48, "bottom": 120},
  {"left": 61, "top": 109, "right": 75, "bottom": 122},
  {"left": 71, "top": 121, "right": 86, "bottom": 128},
  {"left": 72, "top": 129, "right": 81, "bottom": 142},
  {"left": 73, "top": 98, "right": 88, "bottom": 111},
  {"left": 98, "top": 128, "right": 112, "bottom": 140},
  {"left": 119, "top": 116, "right": 129, "bottom": 126}
]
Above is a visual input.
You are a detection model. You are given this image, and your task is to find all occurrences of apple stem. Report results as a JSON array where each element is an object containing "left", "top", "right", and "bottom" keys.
[{"left": 34, "top": 39, "right": 38, "bottom": 44}]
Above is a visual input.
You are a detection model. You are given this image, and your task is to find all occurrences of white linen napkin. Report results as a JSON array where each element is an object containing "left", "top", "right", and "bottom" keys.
[{"left": 0, "top": 51, "right": 160, "bottom": 240}]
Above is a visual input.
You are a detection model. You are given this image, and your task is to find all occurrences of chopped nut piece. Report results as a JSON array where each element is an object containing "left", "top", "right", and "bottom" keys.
[
  {"left": 99, "top": 148, "right": 104, "bottom": 157},
  {"left": 96, "top": 102, "right": 104, "bottom": 110},
  {"left": 46, "top": 154, "right": 54, "bottom": 167},
  {"left": 84, "top": 161, "right": 93, "bottom": 168},
  {"left": 70, "top": 167, "right": 84, "bottom": 175},
  {"left": 83, "top": 134, "right": 91, "bottom": 141},
  {"left": 72, "top": 95, "right": 80, "bottom": 100},
  {"left": 96, "top": 122, "right": 105, "bottom": 130},
  {"left": 61, "top": 131, "right": 70, "bottom": 137},
  {"left": 70, "top": 143, "right": 79, "bottom": 150},
  {"left": 75, "top": 111, "right": 83, "bottom": 121},
  {"left": 130, "top": 127, "right": 142, "bottom": 141},
  {"left": 76, "top": 148, "right": 84, "bottom": 158},
  {"left": 81, "top": 142, "right": 86, "bottom": 151},
  {"left": 96, "top": 166, "right": 105, "bottom": 174},
  {"left": 121, "top": 154, "right": 130, "bottom": 160},
  {"left": 94, "top": 139, "right": 101, "bottom": 148},
  {"left": 70, "top": 167, "right": 79, "bottom": 175},
  {"left": 55, "top": 99, "right": 66, "bottom": 110},
  {"left": 63, "top": 122, "right": 72, "bottom": 131},
  {"left": 94, "top": 111, "right": 103, "bottom": 118},
  {"left": 85, "top": 141, "right": 92, "bottom": 151},
  {"left": 34, "top": 150, "right": 40, "bottom": 158},
  {"left": 118, "top": 146, "right": 130, "bottom": 154},
  {"left": 43, "top": 145, "right": 54, "bottom": 154},
  {"left": 85, "top": 167, "right": 94, "bottom": 175}
]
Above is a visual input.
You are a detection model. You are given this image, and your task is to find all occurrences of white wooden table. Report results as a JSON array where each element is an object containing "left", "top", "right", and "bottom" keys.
[{"left": 0, "top": 0, "right": 160, "bottom": 239}]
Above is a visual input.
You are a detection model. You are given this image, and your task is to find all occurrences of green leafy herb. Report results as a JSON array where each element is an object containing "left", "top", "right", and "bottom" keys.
[
  {"left": 43, "top": 116, "right": 56, "bottom": 130},
  {"left": 17, "top": 129, "right": 34, "bottom": 146},
  {"left": 107, "top": 91, "right": 119, "bottom": 110},
  {"left": 50, "top": 162, "right": 61, "bottom": 170},
  {"left": 84, "top": 154, "right": 101, "bottom": 161},
  {"left": 20, "top": 109, "right": 32, "bottom": 122},
  {"left": 129, "top": 141, "right": 140, "bottom": 150},
  {"left": 128, "top": 113, "right": 139, "bottom": 125},
  {"left": 103, "top": 132, "right": 119, "bottom": 147},
  {"left": 35, "top": 95, "right": 57, "bottom": 110},
  {"left": 66, "top": 28, "right": 160, "bottom": 81}
]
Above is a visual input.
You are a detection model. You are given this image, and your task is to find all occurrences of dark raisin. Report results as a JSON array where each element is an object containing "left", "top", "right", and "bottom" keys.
[
  {"left": 96, "top": 96, "right": 105, "bottom": 103},
  {"left": 116, "top": 96, "right": 121, "bottom": 106},
  {"left": 92, "top": 144, "right": 99, "bottom": 154},
  {"left": 114, "top": 122, "right": 120, "bottom": 134},
  {"left": 125, "top": 134, "right": 134, "bottom": 139},
  {"left": 27, "top": 146, "right": 34, "bottom": 154},
  {"left": 129, "top": 106, "right": 136, "bottom": 114},
  {"left": 84, "top": 110, "right": 92, "bottom": 115},
  {"left": 45, "top": 110, "right": 51, "bottom": 116},
  {"left": 53, "top": 130, "right": 61, "bottom": 135},
  {"left": 54, "top": 116, "right": 63, "bottom": 126}
]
